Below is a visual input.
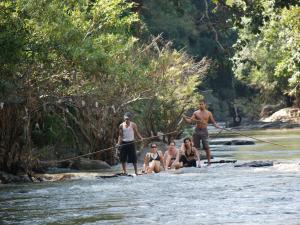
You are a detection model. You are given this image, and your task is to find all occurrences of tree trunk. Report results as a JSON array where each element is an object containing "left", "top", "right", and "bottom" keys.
[{"left": 0, "top": 104, "right": 32, "bottom": 174}]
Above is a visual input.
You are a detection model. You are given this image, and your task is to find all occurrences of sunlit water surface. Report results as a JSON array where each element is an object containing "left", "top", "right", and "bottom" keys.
[{"left": 1, "top": 129, "right": 300, "bottom": 225}]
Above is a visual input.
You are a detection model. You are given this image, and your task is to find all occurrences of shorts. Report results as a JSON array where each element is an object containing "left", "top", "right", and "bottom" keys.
[
  {"left": 193, "top": 127, "right": 209, "bottom": 150},
  {"left": 179, "top": 155, "right": 196, "bottom": 167},
  {"left": 119, "top": 141, "right": 137, "bottom": 163}
]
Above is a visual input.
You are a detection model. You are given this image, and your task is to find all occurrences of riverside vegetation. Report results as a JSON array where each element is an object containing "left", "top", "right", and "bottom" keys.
[{"left": 0, "top": 0, "right": 299, "bottom": 179}]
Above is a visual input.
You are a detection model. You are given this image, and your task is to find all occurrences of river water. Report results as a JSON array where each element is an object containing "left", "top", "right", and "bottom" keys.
[{"left": 1, "top": 129, "right": 300, "bottom": 225}]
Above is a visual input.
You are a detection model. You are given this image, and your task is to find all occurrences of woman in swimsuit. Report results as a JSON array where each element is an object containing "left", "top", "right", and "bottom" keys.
[
  {"left": 179, "top": 138, "right": 200, "bottom": 167},
  {"left": 164, "top": 141, "right": 180, "bottom": 170},
  {"left": 144, "top": 143, "right": 165, "bottom": 173},
  {"left": 179, "top": 137, "right": 201, "bottom": 167}
]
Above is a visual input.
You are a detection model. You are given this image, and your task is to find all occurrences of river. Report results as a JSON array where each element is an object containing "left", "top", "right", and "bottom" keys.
[{"left": 1, "top": 129, "right": 300, "bottom": 225}]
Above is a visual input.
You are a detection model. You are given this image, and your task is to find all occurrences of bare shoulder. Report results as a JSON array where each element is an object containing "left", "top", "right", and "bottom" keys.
[
  {"left": 205, "top": 109, "right": 212, "bottom": 115},
  {"left": 193, "top": 110, "right": 201, "bottom": 115}
]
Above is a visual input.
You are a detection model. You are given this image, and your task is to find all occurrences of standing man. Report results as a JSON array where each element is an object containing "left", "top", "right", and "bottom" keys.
[
  {"left": 118, "top": 112, "right": 143, "bottom": 175},
  {"left": 183, "top": 100, "right": 220, "bottom": 165}
]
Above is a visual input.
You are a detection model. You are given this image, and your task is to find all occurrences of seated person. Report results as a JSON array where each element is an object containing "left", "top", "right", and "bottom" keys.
[
  {"left": 143, "top": 143, "right": 165, "bottom": 173},
  {"left": 164, "top": 141, "right": 180, "bottom": 170},
  {"left": 179, "top": 137, "right": 201, "bottom": 168}
]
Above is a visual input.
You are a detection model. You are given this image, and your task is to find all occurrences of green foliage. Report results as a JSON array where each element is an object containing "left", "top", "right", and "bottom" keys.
[
  {"left": 0, "top": 2, "right": 26, "bottom": 66},
  {"left": 132, "top": 43, "right": 211, "bottom": 136},
  {"left": 32, "top": 114, "right": 73, "bottom": 147},
  {"left": 11, "top": 0, "right": 141, "bottom": 96},
  {"left": 0, "top": 0, "right": 213, "bottom": 171},
  {"left": 140, "top": 0, "right": 239, "bottom": 118},
  {"left": 141, "top": 0, "right": 197, "bottom": 51},
  {"left": 232, "top": 2, "right": 300, "bottom": 103},
  {"left": 0, "top": 2, "right": 28, "bottom": 98},
  {"left": 141, "top": 0, "right": 236, "bottom": 57}
]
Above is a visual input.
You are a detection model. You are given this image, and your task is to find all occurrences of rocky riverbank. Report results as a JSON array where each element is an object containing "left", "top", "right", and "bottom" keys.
[
  {"left": 231, "top": 120, "right": 300, "bottom": 130},
  {"left": 230, "top": 107, "right": 300, "bottom": 130},
  {"left": 0, "top": 158, "right": 112, "bottom": 184}
]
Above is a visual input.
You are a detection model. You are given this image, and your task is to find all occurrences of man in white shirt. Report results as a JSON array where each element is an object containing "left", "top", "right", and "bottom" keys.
[{"left": 117, "top": 112, "right": 143, "bottom": 175}]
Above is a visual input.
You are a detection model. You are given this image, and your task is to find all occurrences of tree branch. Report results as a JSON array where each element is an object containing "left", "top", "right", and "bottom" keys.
[{"left": 203, "top": 0, "right": 225, "bottom": 51}]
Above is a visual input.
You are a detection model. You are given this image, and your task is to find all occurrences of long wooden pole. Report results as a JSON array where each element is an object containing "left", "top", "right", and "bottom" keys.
[
  {"left": 221, "top": 127, "right": 288, "bottom": 148},
  {"left": 54, "top": 130, "right": 178, "bottom": 163},
  {"left": 183, "top": 116, "right": 288, "bottom": 148}
]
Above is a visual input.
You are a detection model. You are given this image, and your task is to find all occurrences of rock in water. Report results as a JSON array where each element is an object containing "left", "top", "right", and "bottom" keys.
[
  {"left": 70, "top": 158, "right": 111, "bottom": 170},
  {"left": 0, "top": 171, "right": 32, "bottom": 184},
  {"left": 234, "top": 161, "right": 274, "bottom": 168},
  {"left": 224, "top": 140, "right": 255, "bottom": 145}
]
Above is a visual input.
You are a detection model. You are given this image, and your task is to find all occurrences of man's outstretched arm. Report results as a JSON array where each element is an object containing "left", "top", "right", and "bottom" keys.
[
  {"left": 133, "top": 123, "right": 143, "bottom": 140},
  {"left": 183, "top": 114, "right": 196, "bottom": 124},
  {"left": 209, "top": 112, "right": 221, "bottom": 129}
]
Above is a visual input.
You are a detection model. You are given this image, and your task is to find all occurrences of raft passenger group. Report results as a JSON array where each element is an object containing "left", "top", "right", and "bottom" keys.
[{"left": 117, "top": 100, "right": 220, "bottom": 175}]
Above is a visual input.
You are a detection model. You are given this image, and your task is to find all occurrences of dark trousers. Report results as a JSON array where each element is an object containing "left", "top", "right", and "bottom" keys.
[
  {"left": 119, "top": 141, "right": 137, "bottom": 163},
  {"left": 180, "top": 155, "right": 196, "bottom": 167}
]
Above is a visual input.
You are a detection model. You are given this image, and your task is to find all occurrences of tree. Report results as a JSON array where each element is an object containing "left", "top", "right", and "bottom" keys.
[
  {"left": 232, "top": 2, "right": 300, "bottom": 106},
  {"left": 0, "top": 0, "right": 211, "bottom": 174},
  {"left": 140, "top": 0, "right": 239, "bottom": 120}
]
